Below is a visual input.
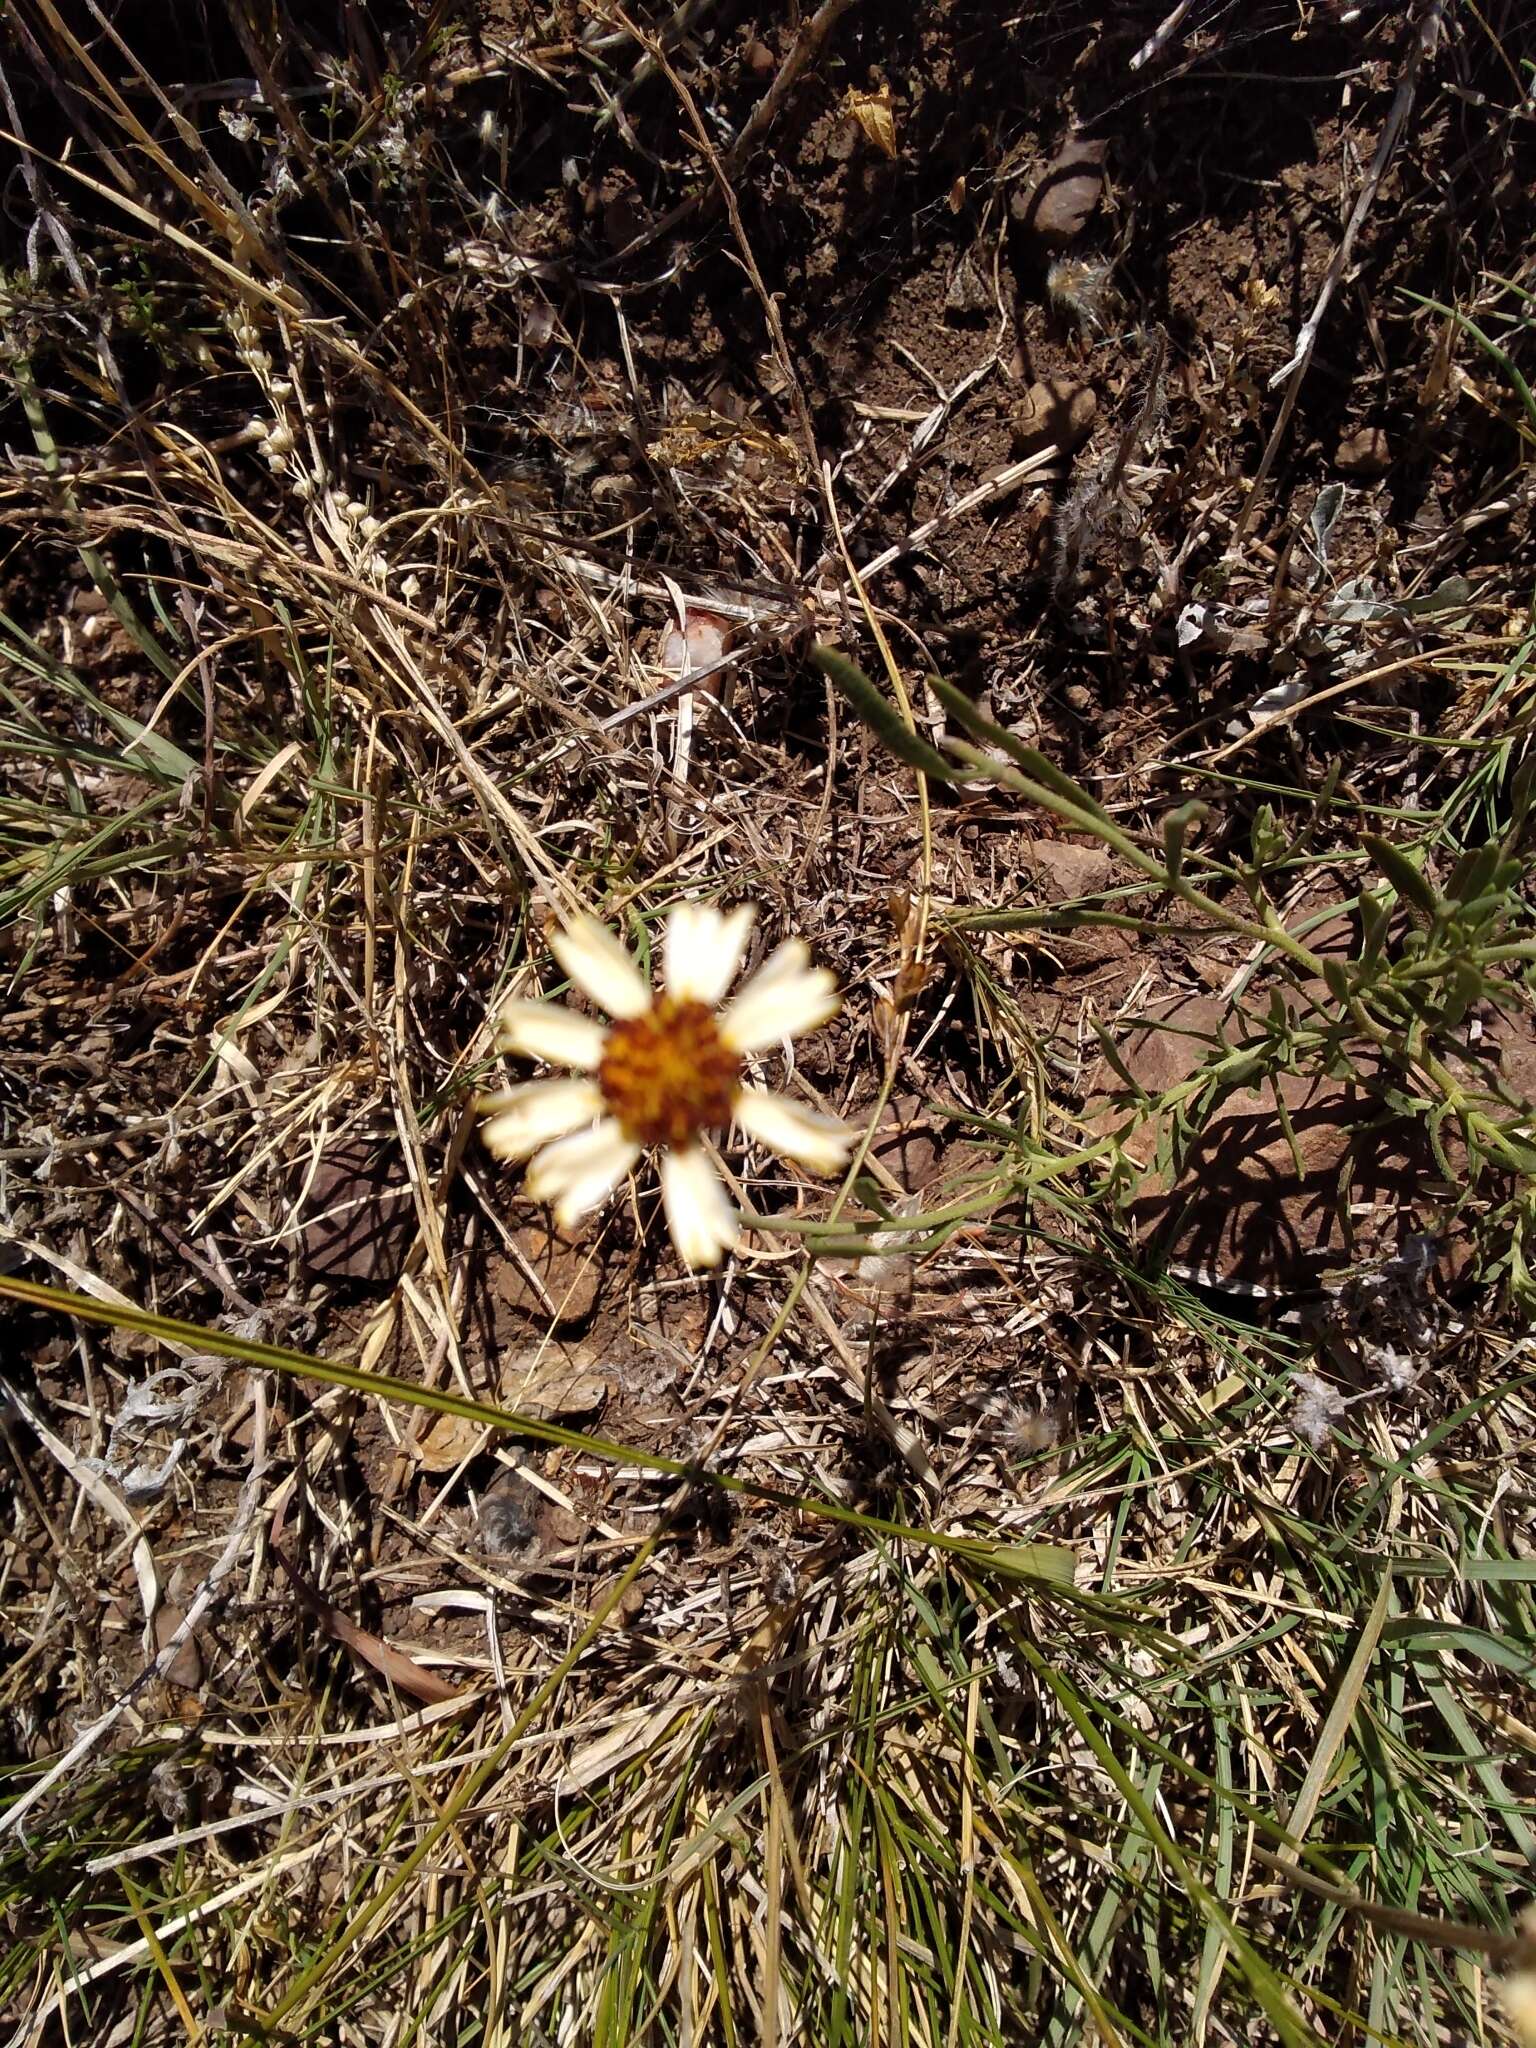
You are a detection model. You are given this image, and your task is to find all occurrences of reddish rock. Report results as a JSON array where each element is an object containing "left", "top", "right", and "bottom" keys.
[
  {"left": 1087, "top": 995, "right": 1469, "bottom": 1295},
  {"left": 1015, "top": 136, "right": 1109, "bottom": 249},
  {"left": 495, "top": 1223, "right": 604, "bottom": 1325},
  {"left": 300, "top": 1137, "right": 416, "bottom": 1282},
  {"left": 1023, "top": 837, "right": 1113, "bottom": 901},
  {"left": 1013, "top": 377, "right": 1097, "bottom": 457},
  {"left": 1335, "top": 426, "right": 1392, "bottom": 478},
  {"left": 870, "top": 1092, "right": 946, "bottom": 1193},
  {"left": 153, "top": 1605, "right": 204, "bottom": 1692}
]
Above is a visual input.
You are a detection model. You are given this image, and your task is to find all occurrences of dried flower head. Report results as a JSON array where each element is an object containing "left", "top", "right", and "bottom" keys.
[
  {"left": 482, "top": 902, "right": 852, "bottom": 1269},
  {"left": 1290, "top": 1370, "right": 1352, "bottom": 1449},
  {"left": 1045, "top": 254, "right": 1118, "bottom": 333},
  {"left": 844, "top": 83, "right": 898, "bottom": 160}
]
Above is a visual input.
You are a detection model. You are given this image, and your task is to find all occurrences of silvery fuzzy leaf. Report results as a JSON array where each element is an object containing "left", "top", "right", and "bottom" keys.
[
  {"left": 1308, "top": 483, "right": 1345, "bottom": 568},
  {"left": 1176, "top": 602, "right": 1207, "bottom": 648},
  {"left": 1245, "top": 676, "right": 1308, "bottom": 726}
]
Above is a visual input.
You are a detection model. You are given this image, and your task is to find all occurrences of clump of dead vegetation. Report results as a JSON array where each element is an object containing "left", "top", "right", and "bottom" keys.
[{"left": 3, "top": 2, "right": 1536, "bottom": 2045}]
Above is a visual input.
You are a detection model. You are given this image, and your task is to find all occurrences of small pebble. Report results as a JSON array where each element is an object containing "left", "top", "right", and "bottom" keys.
[
  {"left": 153, "top": 1605, "right": 204, "bottom": 1692},
  {"left": 1335, "top": 425, "right": 1391, "bottom": 477},
  {"left": 602, "top": 190, "right": 647, "bottom": 253},
  {"left": 1012, "top": 377, "right": 1097, "bottom": 456},
  {"left": 1015, "top": 136, "right": 1108, "bottom": 249}
]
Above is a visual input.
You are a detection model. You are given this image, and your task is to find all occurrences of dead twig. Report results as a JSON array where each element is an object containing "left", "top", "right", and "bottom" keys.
[
  {"left": 1233, "top": 0, "right": 1447, "bottom": 548},
  {"left": 593, "top": 0, "right": 864, "bottom": 267}
]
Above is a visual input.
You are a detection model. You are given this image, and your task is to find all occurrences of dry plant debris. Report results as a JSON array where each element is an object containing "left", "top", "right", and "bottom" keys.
[{"left": 2, "top": 2, "right": 1536, "bottom": 2044}]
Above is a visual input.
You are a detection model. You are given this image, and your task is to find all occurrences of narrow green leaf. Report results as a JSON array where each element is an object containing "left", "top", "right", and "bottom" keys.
[
  {"left": 924, "top": 671, "right": 1110, "bottom": 822},
  {"left": 0, "top": 611, "right": 196, "bottom": 784},
  {"left": 1506, "top": 752, "right": 1536, "bottom": 839},
  {"left": 1283, "top": 1573, "right": 1391, "bottom": 1850},
  {"left": 945, "top": 906, "right": 1151, "bottom": 934},
  {"left": 956, "top": 1541, "right": 1079, "bottom": 1587},
  {"left": 1362, "top": 833, "right": 1438, "bottom": 922},
  {"left": 1382, "top": 1617, "right": 1536, "bottom": 1672},
  {"left": 1417, "top": 1663, "right": 1536, "bottom": 1864},
  {"left": 810, "top": 644, "right": 959, "bottom": 779},
  {"left": 1402, "top": 288, "right": 1536, "bottom": 437},
  {"left": 0, "top": 1270, "right": 1085, "bottom": 1589},
  {"left": 1322, "top": 957, "right": 1352, "bottom": 1004}
]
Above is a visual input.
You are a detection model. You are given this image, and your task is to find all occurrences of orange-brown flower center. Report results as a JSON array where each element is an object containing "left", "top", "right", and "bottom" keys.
[{"left": 598, "top": 997, "right": 741, "bottom": 1149}]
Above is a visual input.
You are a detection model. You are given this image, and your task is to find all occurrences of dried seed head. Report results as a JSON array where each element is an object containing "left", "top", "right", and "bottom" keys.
[
  {"left": 988, "top": 1398, "right": 1065, "bottom": 1466},
  {"left": 477, "top": 1470, "right": 539, "bottom": 1557},
  {"left": 1046, "top": 254, "right": 1117, "bottom": 333}
]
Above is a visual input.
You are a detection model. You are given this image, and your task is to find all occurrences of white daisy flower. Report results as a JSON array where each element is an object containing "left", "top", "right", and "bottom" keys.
[{"left": 481, "top": 901, "right": 853, "bottom": 1269}]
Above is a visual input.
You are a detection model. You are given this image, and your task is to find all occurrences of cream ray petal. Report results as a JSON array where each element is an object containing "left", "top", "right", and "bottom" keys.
[
  {"left": 480, "top": 1078, "right": 605, "bottom": 1162},
  {"left": 525, "top": 1119, "right": 640, "bottom": 1227},
  {"left": 734, "top": 1086, "right": 854, "bottom": 1176},
  {"left": 659, "top": 1147, "right": 740, "bottom": 1270},
  {"left": 719, "top": 944, "right": 840, "bottom": 1054},
  {"left": 549, "top": 915, "right": 650, "bottom": 1020},
  {"left": 664, "top": 901, "right": 757, "bottom": 1006},
  {"left": 495, "top": 1000, "right": 609, "bottom": 1070}
]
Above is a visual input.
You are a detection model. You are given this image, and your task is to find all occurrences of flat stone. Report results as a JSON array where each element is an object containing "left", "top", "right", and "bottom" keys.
[
  {"left": 657, "top": 608, "right": 732, "bottom": 691},
  {"left": 499, "top": 1341, "right": 612, "bottom": 1421},
  {"left": 1023, "top": 837, "right": 1113, "bottom": 901},
  {"left": 944, "top": 243, "right": 992, "bottom": 318},
  {"left": 153, "top": 1605, "right": 204, "bottom": 1692},
  {"left": 413, "top": 1409, "right": 487, "bottom": 1474},
  {"left": 299, "top": 1137, "right": 416, "bottom": 1283},
  {"left": 870, "top": 1091, "right": 945, "bottom": 1193},
  {"left": 601, "top": 187, "right": 648, "bottom": 253}
]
